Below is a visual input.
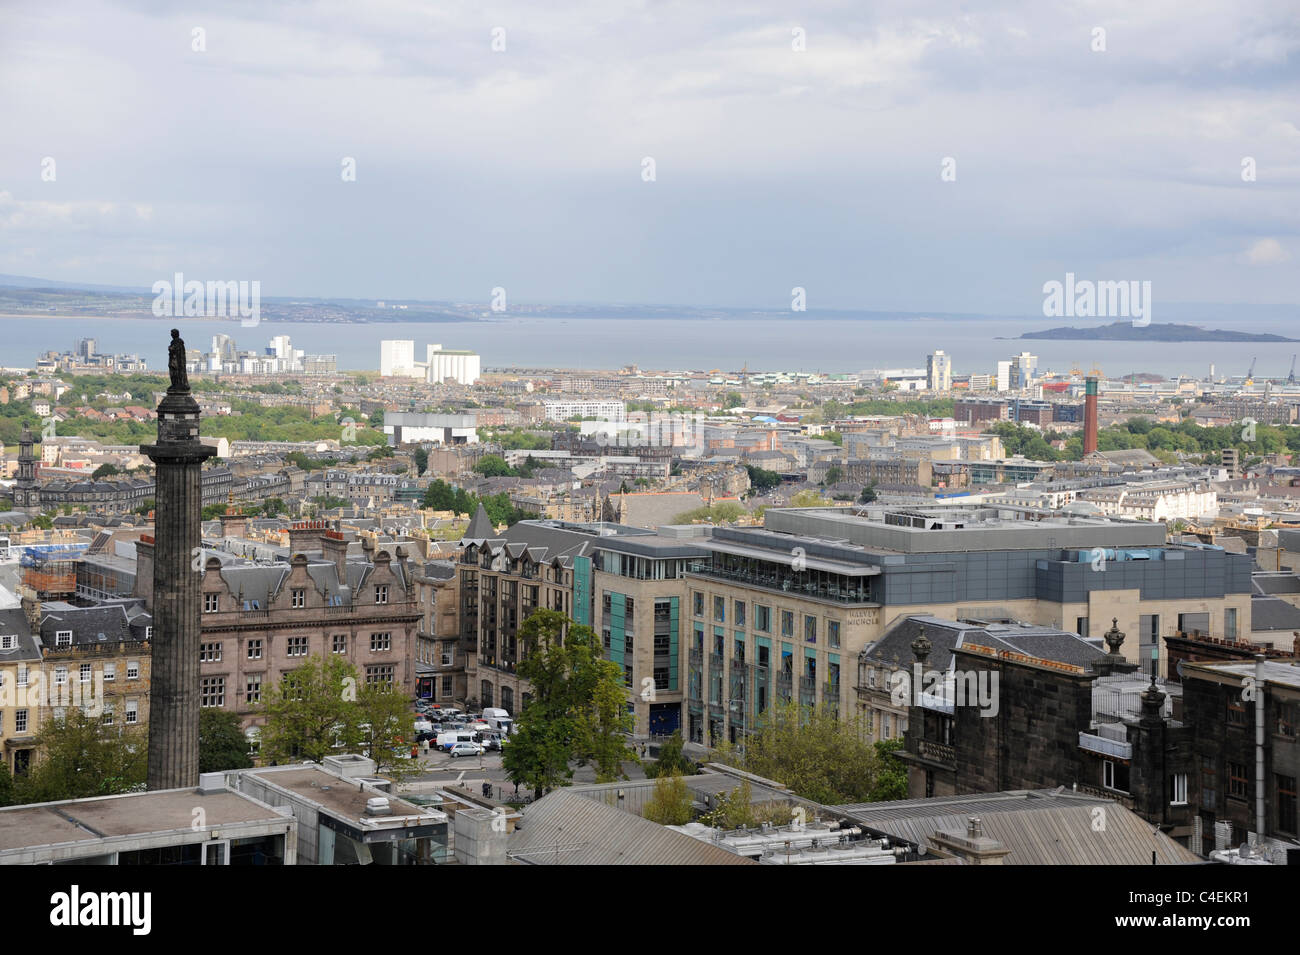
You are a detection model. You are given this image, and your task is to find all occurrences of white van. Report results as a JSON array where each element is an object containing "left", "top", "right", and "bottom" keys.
[
  {"left": 435, "top": 730, "right": 476, "bottom": 752},
  {"left": 482, "top": 707, "right": 513, "bottom": 735}
]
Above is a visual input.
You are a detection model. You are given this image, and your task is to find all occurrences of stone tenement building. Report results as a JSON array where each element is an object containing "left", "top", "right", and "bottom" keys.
[
  {"left": 36, "top": 601, "right": 153, "bottom": 741},
  {"left": 135, "top": 521, "right": 421, "bottom": 735}
]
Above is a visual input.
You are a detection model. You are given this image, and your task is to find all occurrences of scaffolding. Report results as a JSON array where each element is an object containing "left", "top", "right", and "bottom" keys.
[{"left": 20, "top": 543, "right": 86, "bottom": 600}]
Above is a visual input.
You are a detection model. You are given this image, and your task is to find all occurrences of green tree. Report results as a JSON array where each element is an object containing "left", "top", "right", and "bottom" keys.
[
  {"left": 869, "top": 738, "right": 909, "bottom": 801},
  {"left": 261, "top": 497, "right": 287, "bottom": 518},
  {"left": 199, "top": 708, "right": 254, "bottom": 774},
  {"left": 859, "top": 483, "right": 877, "bottom": 503},
  {"left": 723, "top": 392, "right": 744, "bottom": 409},
  {"left": 823, "top": 465, "right": 844, "bottom": 486},
  {"left": 642, "top": 771, "right": 695, "bottom": 825},
  {"left": 699, "top": 778, "right": 756, "bottom": 829},
  {"left": 672, "top": 502, "right": 747, "bottom": 524},
  {"left": 353, "top": 682, "right": 423, "bottom": 781},
  {"left": 17, "top": 709, "right": 148, "bottom": 803},
  {"left": 0, "top": 763, "right": 14, "bottom": 808},
  {"left": 789, "top": 489, "right": 830, "bottom": 508},
  {"left": 712, "top": 702, "right": 883, "bottom": 804},
  {"left": 473, "top": 454, "right": 516, "bottom": 477},
  {"left": 744, "top": 465, "right": 781, "bottom": 494},
  {"left": 258, "top": 654, "right": 358, "bottom": 764},
  {"left": 412, "top": 447, "right": 429, "bottom": 476},
  {"left": 91, "top": 462, "right": 121, "bottom": 479},
  {"left": 423, "top": 479, "right": 456, "bottom": 511},
  {"left": 30, "top": 513, "right": 54, "bottom": 530},
  {"left": 503, "top": 610, "right": 632, "bottom": 798},
  {"left": 646, "top": 729, "right": 696, "bottom": 778}
]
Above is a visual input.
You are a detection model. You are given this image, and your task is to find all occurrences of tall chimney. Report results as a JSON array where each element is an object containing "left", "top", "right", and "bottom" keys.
[{"left": 1083, "top": 376, "right": 1099, "bottom": 455}]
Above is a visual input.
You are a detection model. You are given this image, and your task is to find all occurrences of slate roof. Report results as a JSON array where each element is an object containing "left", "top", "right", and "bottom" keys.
[
  {"left": 508, "top": 788, "right": 753, "bottom": 866},
  {"left": 465, "top": 503, "right": 494, "bottom": 539},
  {"left": 1249, "top": 595, "right": 1300, "bottom": 631},
  {"left": 862, "top": 615, "right": 1104, "bottom": 671},
  {"left": 837, "top": 789, "right": 1201, "bottom": 865},
  {"left": 0, "top": 608, "right": 42, "bottom": 662},
  {"left": 39, "top": 600, "right": 151, "bottom": 646}
]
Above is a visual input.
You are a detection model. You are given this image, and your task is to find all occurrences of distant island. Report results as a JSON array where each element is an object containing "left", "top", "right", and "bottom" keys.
[{"left": 1015, "top": 321, "right": 1297, "bottom": 342}]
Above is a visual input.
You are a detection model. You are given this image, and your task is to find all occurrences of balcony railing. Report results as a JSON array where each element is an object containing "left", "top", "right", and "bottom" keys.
[
  {"left": 918, "top": 739, "right": 955, "bottom": 764},
  {"left": 1078, "top": 731, "right": 1133, "bottom": 759}
]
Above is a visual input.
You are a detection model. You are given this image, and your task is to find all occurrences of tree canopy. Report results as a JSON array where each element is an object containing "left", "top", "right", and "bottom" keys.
[{"left": 502, "top": 609, "right": 633, "bottom": 798}]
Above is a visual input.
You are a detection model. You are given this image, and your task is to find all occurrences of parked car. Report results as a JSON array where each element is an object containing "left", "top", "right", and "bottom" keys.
[{"left": 448, "top": 741, "right": 484, "bottom": 758}]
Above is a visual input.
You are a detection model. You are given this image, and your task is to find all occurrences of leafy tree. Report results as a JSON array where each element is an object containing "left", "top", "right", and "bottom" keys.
[
  {"left": 646, "top": 730, "right": 696, "bottom": 778},
  {"left": 744, "top": 465, "right": 781, "bottom": 494},
  {"left": 199, "top": 708, "right": 254, "bottom": 774},
  {"left": 823, "top": 430, "right": 844, "bottom": 447},
  {"left": 723, "top": 392, "right": 744, "bottom": 409},
  {"left": 423, "top": 479, "right": 456, "bottom": 511},
  {"left": 17, "top": 709, "right": 148, "bottom": 803},
  {"left": 869, "top": 738, "right": 909, "bottom": 802},
  {"left": 859, "top": 483, "right": 877, "bottom": 503},
  {"left": 133, "top": 499, "right": 156, "bottom": 515},
  {"left": 30, "top": 513, "right": 53, "bottom": 530},
  {"left": 261, "top": 497, "right": 287, "bottom": 518},
  {"left": 503, "top": 610, "right": 632, "bottom": 798},
  {"left": 412, "top": 447, "right": 428, "bottom": 476},
  {"left": 353, "top": 682, "right": 423, "bottom": 781},
  {"left": 823, "top": 465, "right": 844, "bottom": 485},
  {"left": 642, "top": 771, "right": 695, "bottom": 825},
  {"left": 258, "top": 654, "right": 358, "bottom": 764},
  {"left": 672, "top": 502, "right": 747, "bottom": 524},
  {"left": 712, "top": 702, "right": 884, "bottom": 805},
  {"left": 789, "top": 489, "right": 830, "bottom": 508},
  {"left": 91, "top": 462, "right": 121, "bottom": 479},
  {"left": 473, "top": 454, "right": 516, "bottom": 477},
  {"left": 699, "top": 778, "right": 756, "bottom": 829},
  {"left": 0, "top": 764, "right": 14, "bottom": 807}
]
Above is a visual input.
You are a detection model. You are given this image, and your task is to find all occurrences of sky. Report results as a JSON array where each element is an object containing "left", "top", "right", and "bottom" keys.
[{"left": 0, "top": 0, "right": 1297, "bottom": 315}]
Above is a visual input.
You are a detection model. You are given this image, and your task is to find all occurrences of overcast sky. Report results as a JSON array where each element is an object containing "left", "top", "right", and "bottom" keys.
[{"left": 1, "top": 0, "right": 1296, "bottom": 314}]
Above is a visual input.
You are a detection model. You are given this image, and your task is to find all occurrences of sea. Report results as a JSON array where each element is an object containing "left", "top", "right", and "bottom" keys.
[{"left": 1, "top": 312, "right": 1297, "bottom": 380}]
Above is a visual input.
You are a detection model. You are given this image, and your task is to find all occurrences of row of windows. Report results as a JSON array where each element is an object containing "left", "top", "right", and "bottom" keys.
[
  {"left": 47, "top": 627, "right": 151, "bottom": 646},
  {"left": 202, "top": 665, "right": 397, "bottom": 708},
  {"left": 0, "top": 700, "right": 142, "bottom": 735},
  {"left": 691, "top": 591, "right": 841, "bottom": 648},
  {"left": 30, "top": 661, "right": 142, "bottom": 685},
  {"left": 199, "top": 633, "right": 395, "bottom": 662},
  {"left": 203, "top": 585, "right": 392, "bottom": 613}
]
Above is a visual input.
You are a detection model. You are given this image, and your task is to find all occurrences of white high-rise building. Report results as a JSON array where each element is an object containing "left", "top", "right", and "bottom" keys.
[
  {"left": 380, "top": 340, "right": 418, "bottom": 378},
  {"left": 926, "top": 350, "right": 952, "bottom": 391},
  {"left": 995, "top": 360, "right": 1012, "bottom": 392}
]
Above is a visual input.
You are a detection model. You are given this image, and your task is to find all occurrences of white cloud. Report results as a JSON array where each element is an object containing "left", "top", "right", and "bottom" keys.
[{"left": 1239, "top": 238, "right": 1290, "bottom": 265}]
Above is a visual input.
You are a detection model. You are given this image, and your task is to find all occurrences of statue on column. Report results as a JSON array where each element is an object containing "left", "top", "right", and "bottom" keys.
[{"left": 168, "top": 328, "right": 189, "bottom": 392}]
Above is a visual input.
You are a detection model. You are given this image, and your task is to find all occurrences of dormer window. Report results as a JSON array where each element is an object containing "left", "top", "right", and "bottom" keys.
[{"left": 55, "top": 630, "right": 72, "bottom": 647}]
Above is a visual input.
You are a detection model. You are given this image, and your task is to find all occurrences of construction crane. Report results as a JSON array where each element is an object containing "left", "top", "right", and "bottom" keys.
[
  {"left": 1245, "top": 356, "right": 1256, "bottom": 386},
  {"left": 1289, "top": 355, "right": 1296, "bottom": 384}
]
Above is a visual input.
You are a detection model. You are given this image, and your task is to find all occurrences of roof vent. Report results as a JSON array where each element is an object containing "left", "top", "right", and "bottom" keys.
[{"left": 365, "top": 796, "right": 391, "bottom": 816}]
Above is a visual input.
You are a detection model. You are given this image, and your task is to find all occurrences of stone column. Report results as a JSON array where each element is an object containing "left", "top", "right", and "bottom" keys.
[{"left": 141, "top": 332, "right": 216, "bottom": 790}]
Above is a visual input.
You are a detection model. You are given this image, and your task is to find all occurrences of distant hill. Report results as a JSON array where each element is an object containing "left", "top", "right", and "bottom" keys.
[{"left": 1018, "top": 321, "right": 1297, "bottom": 342}]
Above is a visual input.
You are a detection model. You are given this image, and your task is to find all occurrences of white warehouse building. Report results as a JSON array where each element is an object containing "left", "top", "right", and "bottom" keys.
[{"left": 379, "top": 340, "right": 480, "bottom": 384}]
